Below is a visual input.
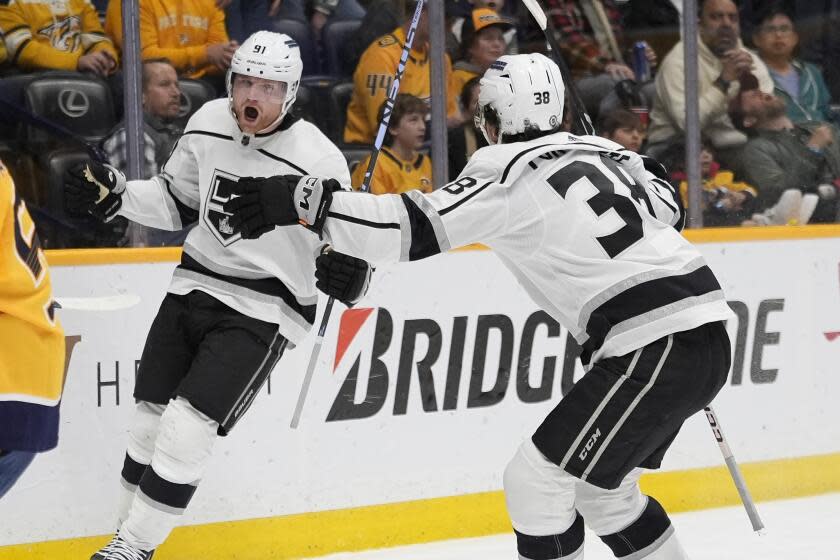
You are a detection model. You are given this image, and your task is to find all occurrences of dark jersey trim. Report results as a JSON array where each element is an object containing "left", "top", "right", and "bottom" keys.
[
  {"left": 400, "top": 193, "right": 442, "bottom": 261},
  {"left": 381, "top": 147, "right": 402, "bottom": 167},
  {"left": 183, "top": 130, "right": 234, "bottom": 141},
  {"left": 500, "top": 143, "right": 554, "bottom": 183},
  {"left": 165, "top": 180, "right": 199, "bottom": 226},
  {"left": 439, "top": 181, "right": 493, "bottom": 216},
  {"left": 0, "top": 400, "right": 59, "bottom": 452},
  {"left": 178, "top": 253, "right": 316, "bottom": 324},
  {"left": 256, "top": 149, "right": 308, "bottom": 174},
  {"left": 327, "top": 210, "right": 400, "bottom": 229},
  {"left": 580, "top": 265, "right": 722, "bottom": 365}
]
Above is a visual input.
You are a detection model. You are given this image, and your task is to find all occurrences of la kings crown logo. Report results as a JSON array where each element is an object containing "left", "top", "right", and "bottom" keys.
[{"left": 205, "top": 169, "right": 241, "bottom": 245}]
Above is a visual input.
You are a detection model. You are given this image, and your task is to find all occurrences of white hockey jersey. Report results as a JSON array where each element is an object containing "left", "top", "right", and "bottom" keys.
[
  {"left": 117, "top": 99, "right": 351, "bottom": 344},
  {"left": 322, "top": 132, "right": 734, "bottom": 366}
]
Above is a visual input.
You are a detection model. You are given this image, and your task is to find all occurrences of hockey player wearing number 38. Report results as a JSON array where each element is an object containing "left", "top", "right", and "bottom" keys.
[
  {"left": 63, "top": 31, "right": 372, "bottom": 560},
  {"left": 224, "top": 53, "right": 735, "bottom": 560}
]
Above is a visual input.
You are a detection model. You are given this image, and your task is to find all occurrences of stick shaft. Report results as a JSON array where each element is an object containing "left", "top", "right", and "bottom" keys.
[
  {"left": 289, "top": 0, "right": 426, "bottom": 429},
  {"left": 704, "top": 406, "right": 765, "bottom": 532}
]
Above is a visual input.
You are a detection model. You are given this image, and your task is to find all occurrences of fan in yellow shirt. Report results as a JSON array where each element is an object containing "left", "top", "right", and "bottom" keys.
[
  {"left": 0, "top": 160, "right": 64, "bottom": 498},
  {"left": 352, "top": 94, "right": 433, "bottom": 195},
  {"left": 344, "top": 3, "right": 460, "bottom": 145},
  {"left": 105, "top": 0, "right": 235, "bottom": 79},
  {"left": 0, "top": 0, "right": 117, "bottom": 75}
]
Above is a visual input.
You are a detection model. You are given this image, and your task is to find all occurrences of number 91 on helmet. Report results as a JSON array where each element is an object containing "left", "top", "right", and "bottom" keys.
[{"left": 226, "top": 31, "right": 303, "bottom": 137}]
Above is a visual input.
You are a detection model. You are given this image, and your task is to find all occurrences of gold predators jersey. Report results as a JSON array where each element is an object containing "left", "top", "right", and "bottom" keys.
[
  {"left": 344, "top": 27, "right": 460, "bottom": 144},
  {"left": 0, "top": 0, "right": 117, "bottom": 71},
  {"left": 351, "top": 147, "right": 433, "bottom": 195},
  {"left": 105, "top": 0, "right": 228, "bottom": 78},
  {"left": 0, "top": 161, "right": 65, "bottom": 452}
]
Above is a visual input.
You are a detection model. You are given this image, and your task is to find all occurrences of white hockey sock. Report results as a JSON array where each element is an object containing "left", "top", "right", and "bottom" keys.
[
  {"left": 117, "top": 401, "right": 165, "bottom": 527},
  {"left": 119, "top": 397, "right": 218, "bottom": 550}
]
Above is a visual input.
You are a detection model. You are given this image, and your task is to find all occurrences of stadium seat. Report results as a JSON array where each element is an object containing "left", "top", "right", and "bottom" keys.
[
  {"left": 296, "top": 75, "right": 337, "bottom": 135},
  {"left": 329, "top": 81, "right": 355, "bottom": 143},
  {"left": 322, "top": 19, "right": 362, "bottom": 78},
  {"left": 23, "top": 73, "right": 115, "bottom": 153},
  {"left": 176, "top": 78, "right": 217, "bottom": 128},
  {"left": 0, "top": 72, "right": 38, "bottom": 151},
  {"left": 341, "top": 145, "right": 371, "bottom": 176},
  {"left": 271, "top": 18, "right": 319, "bottom": 75}
]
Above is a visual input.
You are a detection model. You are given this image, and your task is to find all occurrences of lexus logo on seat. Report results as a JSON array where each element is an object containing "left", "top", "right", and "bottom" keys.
[{"left": 58, "top": 89, "right": 90, "bottom": 118}]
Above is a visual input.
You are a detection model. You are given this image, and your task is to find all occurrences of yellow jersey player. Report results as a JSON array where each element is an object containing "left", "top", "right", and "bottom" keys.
[
  {"left": 344, "top": 1, "right": 460, "bottom": 144},
  {"left": 351, "top": 94, "right": 433, "bottom": 195},
  {"left": 0, "top": 160, "right": 65, "bottom": 499}
]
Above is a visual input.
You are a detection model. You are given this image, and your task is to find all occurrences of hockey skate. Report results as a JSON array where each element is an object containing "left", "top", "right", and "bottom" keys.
[{"left": 91, "top": 534, "right": 155, "bottom": 559}]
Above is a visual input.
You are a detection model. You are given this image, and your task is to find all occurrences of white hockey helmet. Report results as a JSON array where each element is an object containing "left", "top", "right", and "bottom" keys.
[
  {"left": 475, "top": 53, "right": 565, "bottom": 144},
  {"left": 227, "top": 31, "right": 303, "bottom": 129}
]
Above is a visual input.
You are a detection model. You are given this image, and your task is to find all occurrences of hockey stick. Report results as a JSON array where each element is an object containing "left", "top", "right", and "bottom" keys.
[
  {"left": 704, "top": 406, "right": 766, "bottom": 533},
  {"left": 54, "top": 294, "right": 141, "bottom": 311},
  {"left": 289, "top": 0, "right": 427, "bottom": 429},
  {"left": 520, "top": 0, "right": 595, "bottom": 136}
]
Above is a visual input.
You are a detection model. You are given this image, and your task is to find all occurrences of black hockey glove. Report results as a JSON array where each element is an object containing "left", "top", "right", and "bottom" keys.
[
  {"left": 225, "top": 175, "right": 341, "bottom": 239},
  {"left": 64, "top": 160, "right": 126, "bottom": 221},
  {"left": 315, "top": 248, "right": 372, "bottom": 306},
  {"left": 639, "top": 154, "right": 670, "bottom": 183}
]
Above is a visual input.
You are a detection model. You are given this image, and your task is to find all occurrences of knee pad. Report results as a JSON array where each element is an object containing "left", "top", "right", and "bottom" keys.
[
  {"left": 126, "top": 401, "right": 165, "bottom": 465},
  {"left": 576, "top": 468, "right": 646, "bottom": 536},
  {"left": 504, "top": 438, "right": 578, "bottom": 535},
  {"left": 599, "top": 496, "right": 680, "bottom": 559},
  {"left": 151, "top": 397, "right": 219, "bottom": 484}
]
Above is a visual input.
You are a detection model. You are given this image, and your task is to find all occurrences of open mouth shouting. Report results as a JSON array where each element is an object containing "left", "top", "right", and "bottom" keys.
[{"left": 243, "top": 105, "right": 260, "bottom": 123}]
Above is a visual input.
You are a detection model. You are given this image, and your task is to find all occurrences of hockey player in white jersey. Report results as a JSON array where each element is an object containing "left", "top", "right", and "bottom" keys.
[
  {"left": 224, "top": 53, "right": 734, "bottom": 559},
  {"left": 63, "top": 31, "right": 372, "bottom": 559}
]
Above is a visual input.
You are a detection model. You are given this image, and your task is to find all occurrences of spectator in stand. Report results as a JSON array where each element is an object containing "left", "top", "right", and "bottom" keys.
[
  {"left": 224, "top": 0, "right": 270, "bottom": 44},
  {"left": 0, "top": 0, "right": 118, "bottom": 76},
  {"left": 660, "top": 139, "right": 757, "bottom": 227},
  {"left": 449, "top": 0, "right": 516, "bottom": 56},
  {"left": 647, "top": 0, "right": 773, "bottom": 165},
  {"left": 102, "top": 58, "right": 186, "bottom": 246},
  {"left": 448, "top": 76, "right": 486, "bottom": 180},
  {"left": 273, "top": 0, "right": 366, "bottom": 40},
  {"left": 597, "top": 108, "right": 646, "bottom": 153},
  {"left": 752, "top": 6, "right": 833, "bottom": 125},
  {"left": 522, "top": 0, "right": 658, "bottom": 120},
  {"left": 451, "top": 8, "right": 513, "bottom": 99},
  {"left": 351, "top": 94, "right": 432, "bottom": 194},
  {"left": 729, "top": 74, "right": 840, "bottom": 222},
  {"left": 105, "top": 0, "right": 236, "bottom": 87},
  {"left": 344, "top": 1, "right": 460, "bottom": 145}
]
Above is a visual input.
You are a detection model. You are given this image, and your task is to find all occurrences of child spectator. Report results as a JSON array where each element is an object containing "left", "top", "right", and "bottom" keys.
[
  {"left": 351, "top": 94, "right": 432, "bottom": 194},
  {"left": 661, "top": 140, "right": 757, "bottom": 227},
  {"left": 752, "top": 6, "right": 833, "bottom": 124},
  {"left": 598, "top": 108, "right": 646, "bottom": 152},
  {"left": 0, "top": 0, "right": 118, "bottom": 75}
]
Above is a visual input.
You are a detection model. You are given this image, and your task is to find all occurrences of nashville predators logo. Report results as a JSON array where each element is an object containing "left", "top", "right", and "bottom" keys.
[{"left": 38, "top": 16, "right": 82, "bottom": 52}]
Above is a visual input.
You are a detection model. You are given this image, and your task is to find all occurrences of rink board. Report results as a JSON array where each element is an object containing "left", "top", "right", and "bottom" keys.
[{"left": 1, "top": 226, "right": 840, "bottom": 558}]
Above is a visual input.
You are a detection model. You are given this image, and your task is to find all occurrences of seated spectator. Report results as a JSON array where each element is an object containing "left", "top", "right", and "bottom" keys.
[
  {"left": 729, "top": 74, "right": 840, "bottom": 222},
  {"left": 344, "top": 1, "right": 460, "bottom": 144},
  {"left": 225, "top": 0, "right": 270, "bottom": 44},
  {"left": 449, "top": 0, "right": 516, "bottom": 53},
  {"left": 273, "top": 0, "right": 366, "bottom": 40},
  {"left": 105, "top": 0, "right": 236, "bottom": 84},
  {"left": 661, "top": 140, "right": 757, "bottom": 226},
  {"left": 521, "top": 0, "right": 658, "bottom": 121},
  {"left": 0, "top": 0, "right": 118, "bottom": 76},
  {"left": 598, "top": 108, "right": 646, "bottom": 152},
  {"left": 451, "top": 8, "right": 513, "bottom": 99},
  {"left": 648, "top": 0, "right": 774, "bottom": 165},
  {"left": 752, "top": 6, "right": 833, "bottom": 124},
  {"left": 351, "top": 94, "right": 432, "bottom": 194},
  {"left": 448, "top": 76, "right": 486, "bottom": 180},
  {"left": 102, "top": 58, "right": 186, "bottom": 245},
  {"left": 340, "top": 0, "right": 401, "bottom": 76}
]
